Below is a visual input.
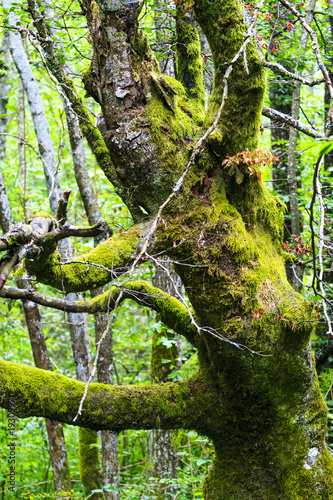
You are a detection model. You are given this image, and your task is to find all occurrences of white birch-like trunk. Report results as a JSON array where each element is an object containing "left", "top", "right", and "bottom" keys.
[
  {"left": 3, "top": 0, "right": 62, "bottom": 214},
  {"left": 287, "top": 0, "right": 316, "bottom": 292}
]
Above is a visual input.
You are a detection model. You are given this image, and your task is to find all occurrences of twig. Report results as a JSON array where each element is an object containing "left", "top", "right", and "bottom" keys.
[{"left": 263, "top": 59, "right": 325, "bottom": 87}]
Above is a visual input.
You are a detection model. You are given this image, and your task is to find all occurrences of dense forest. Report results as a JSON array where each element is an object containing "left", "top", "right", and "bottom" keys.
[{"left": 0, "top": 0, "right": 333, "bottom": 497}]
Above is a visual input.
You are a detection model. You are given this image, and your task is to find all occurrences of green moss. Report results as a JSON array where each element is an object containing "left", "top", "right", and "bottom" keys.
[
  {"left": 192, "top": 0, "right": 266, "bottom": 158},
  {"left": 12, "top": 266, "right": 25, "bottom": 280},
  {"left": 175, "top": 4, "right": 205, "bottom": 113},
  {"left": 79, "top": 428, "right": 103, "bottom": 499},
  {"left": 25, "top": 223, "right": 145, "bottom": 292}
]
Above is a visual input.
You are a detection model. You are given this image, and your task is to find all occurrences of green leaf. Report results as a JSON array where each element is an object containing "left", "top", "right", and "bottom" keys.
[
  {"left": 319, "top": 141, "right": 333, "bottom": 156},
  {"left": 235, "top": 171, "right": 244, "bottom": 184}
]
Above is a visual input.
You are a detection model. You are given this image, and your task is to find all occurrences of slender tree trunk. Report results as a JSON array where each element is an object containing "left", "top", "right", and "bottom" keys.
[
  {"left": 0, "top": 32, "right": 72, "bottom": 497},
  {"left": 0, "top": 32, "right": 14, "bottom": 228},
  {"left": 3, "top": 5, "right": 104, "bottom": 495},
  {"left": 198, "top": 26, "right": 213, "bottom": 98},
  {"left": 146, "top": 257, "right": 181, "bottom": 499},
  {"left": 19, "top": 286, "right": 73, "bottom": 496},
  {"left": 269, "top": 78, "right": 293, "bottom": 284},
  {"left": 286, "top": 0, "right": 316, "bottom": 292},
  {"left": 65, "top": 102, "right": 119, "bottom": 500},
  {"left": 155, "top": 0, "right": 175, "bottom": 78},
  {"left": 0, "top": 33, "right": 12, "bottom": 169},
  {"left": 3, "top": 0, "right": 62, "bottom": 214},
  {"left": 17, "top": 77, "right": 28, "bottom": 220}
]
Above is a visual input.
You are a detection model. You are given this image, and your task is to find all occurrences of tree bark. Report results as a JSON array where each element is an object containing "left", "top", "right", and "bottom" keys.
[{"left": 1, "top": 0, "right": 333, "bottom": 497}]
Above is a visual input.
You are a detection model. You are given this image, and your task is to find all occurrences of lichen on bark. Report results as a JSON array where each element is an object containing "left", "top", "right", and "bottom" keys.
[{"left": 1, "top": 0, "right": 333, "bottom": 497}]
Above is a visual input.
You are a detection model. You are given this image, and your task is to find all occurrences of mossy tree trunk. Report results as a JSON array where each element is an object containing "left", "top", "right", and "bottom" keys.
[{"left": 1, "top": 0, "right": 333, "bottom": 498}]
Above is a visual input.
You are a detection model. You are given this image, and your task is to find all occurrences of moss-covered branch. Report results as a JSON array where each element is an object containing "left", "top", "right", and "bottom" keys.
[
  {"left": 1, "top": 280, "right": 197, "bottom": 345},
  {"left": 0, "top": 360, "right": 213, "bottom": 432},
  {"left": 25, "top": 223, "right": 148, "bottom": 292},
  {"left": 192, "top": 0, "right": 266, "bottom": 157}
]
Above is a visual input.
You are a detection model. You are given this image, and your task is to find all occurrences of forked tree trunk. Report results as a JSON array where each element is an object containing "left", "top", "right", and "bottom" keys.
[{"left": 2, "top": 0, "right": 333, "bottom": 498}]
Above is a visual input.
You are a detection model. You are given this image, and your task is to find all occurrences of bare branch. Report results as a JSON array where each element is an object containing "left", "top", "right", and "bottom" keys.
[
  {"left": 0, "top": 251, "right": 19, "bottom": 289},
  {"left": 262, "top": 106, "right": 326, "bottom": 139},
  {"left": 263, "top": 60, "right": 325, "bottom": 87}
]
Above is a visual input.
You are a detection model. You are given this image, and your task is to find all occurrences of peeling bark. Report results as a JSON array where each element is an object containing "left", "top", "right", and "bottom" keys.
[{"left": 1, "top": 0, "right": 333, "bottom": 497}]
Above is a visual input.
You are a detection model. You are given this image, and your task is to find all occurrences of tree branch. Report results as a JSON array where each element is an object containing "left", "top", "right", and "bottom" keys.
[
  {"left": 0, "top": 280, "right": 197, "bottom": 345},
  {"left": 56, "top": 188, "right": 72, "bottom": 226},
  {"left": 24, "top": 222, "right": 149, "bottom": 293},
  {"left": 262, "top": 106, "right": 326, "bottom": 139},
  {"left": 0, "top": 360, "right": 213, "bottom": 433},
  {"left": 263, "top": 60, "right": 325, "bottom": 87}
]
